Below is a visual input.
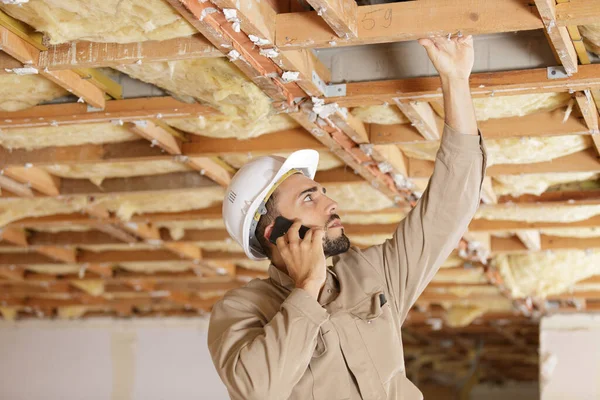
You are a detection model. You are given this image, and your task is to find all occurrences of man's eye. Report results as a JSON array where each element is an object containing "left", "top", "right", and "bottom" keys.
[{"left": 304, "top": 195, "right": 313, "bottom": 202}]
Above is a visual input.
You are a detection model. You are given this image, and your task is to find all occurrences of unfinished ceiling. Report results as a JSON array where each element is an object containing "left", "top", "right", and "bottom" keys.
[{"left": 0, "top": 0, "right": 599, "bottom": 386}]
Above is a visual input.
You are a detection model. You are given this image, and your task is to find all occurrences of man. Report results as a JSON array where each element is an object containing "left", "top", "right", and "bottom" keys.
[{"left": 208, "top": 34, "right": 487, "bottom": 400}]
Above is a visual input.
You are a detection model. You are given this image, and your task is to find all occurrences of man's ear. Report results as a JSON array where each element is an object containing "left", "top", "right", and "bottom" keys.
[{"left": 264, "top": 222, "right": 275, "bottom": 242}]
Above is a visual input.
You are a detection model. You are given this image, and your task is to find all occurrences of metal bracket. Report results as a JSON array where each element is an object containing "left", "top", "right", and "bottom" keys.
[
  {"left": 547, "top": 66, "right": 569, "bottom": 80},
  {"left": 312, "top": 70, "right": 346, "bottom": 98}
]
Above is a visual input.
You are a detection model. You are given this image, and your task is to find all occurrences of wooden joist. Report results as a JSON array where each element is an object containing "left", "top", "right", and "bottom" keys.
[
  {"left": 574, "top": 90, "right": 600, "bottom": 156},
  {"left": 305, "top": 0, "right": 358, "bottom": 38},
  {"left": 408, "top": 148, "right": 600, "bottom": 178},
  {"left": 394, "top": 101, "right": 442, "bottom": 141},
  {"left": 516, "top": 230, "right": 542, "bottom": 252},
  {"left": 3, "top": 167, "right": 61, "bottom": 196},
  {"left": 37, "top": 34, "right": 223, "bottom": 70},
  {"left": 276, "top": 0, "right": 544, "bottom": 49},
  {"left": 370, "top": 109, "right": 588, "bottom": 144},
  {"left": 0, "top": 174, "right": 35, "bottom": 197},
  {"left": 128, "top": 120, "right": 183, "bottom": 155},
  {"left": 534, "top": 0, "right": 578, "bottom": 75},
  {"left": 0, "top": 26, "right": 106, "bottom": 109},
  {"left": 326, "top": 64, "right": 600, "bottom": 107},
  {"left": 555, "top": 0, "right": 600, "bottom": 27},
  {"left": 0, "top": 97, "right": 217, "bottom": 129}
]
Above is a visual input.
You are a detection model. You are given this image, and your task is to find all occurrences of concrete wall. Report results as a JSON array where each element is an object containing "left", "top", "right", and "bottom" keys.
[{"left": 540, "top": 313, "right": 600, "bottom": 400}]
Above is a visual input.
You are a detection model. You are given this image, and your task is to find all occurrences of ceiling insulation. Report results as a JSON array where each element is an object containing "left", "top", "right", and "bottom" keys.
[
  {"left": 326, "top": 182, "right": 396, "bottom": 211},
  {"left": 221, "top": 150, "right": 344, "bottom": 171},
  {"left": 471, "top": 92, "right": 570, "bottom": 121},
  {"left": 351, "top": 104, "right": 410, "bottom": 125},
  {"left": 495, "top": 250, "right": 600, "bottom": 298},
  {"left": 400, "top": 134, "right": 591, "bottom": 166},
  {"left": 0, "top": 0, "right": 196, "bottom": 44},
  {"left": 476, "top": 204, "right": 600, "bottom": 223},
  {"left": 0, "top": 74, "right": 68, "bottom": 112},
  {"left": 444, "top": 298, "right": 514, "bottom": 328},
  {"left": 431, "top": 268, "right": 487, "bottom": 284},
  {"left": 166, "top": 113, "right": 299, "bottom": 139},
  {"left": 0, "top": 188, "right": 225, "bottom": 227},
  {"left": 493, "top": 172, "right": 599, "bottom": 197},
  {"left": 0, "top": 123, "right": 139, "bottom": 150},
  {"left": 540, "top": 227, "right": 600, "bottom": 238},
  {"left": 44, "top": 160, "right": 193, "bottom": 187},
  {"left": 338, "top": 211, "right": 406, "bottom": 225},
  {"left": 115, "top": 59, "right": 272, "bottom": 121},
  {"left": 580, "top": 24, "right": 600, "bottom": 55}
]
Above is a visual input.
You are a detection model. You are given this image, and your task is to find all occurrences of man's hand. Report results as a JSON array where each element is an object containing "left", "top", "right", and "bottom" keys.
[
  {"left": 418, "top": 34, "right": 474, "bottom": 82},
  {"left": 275, "top": 219, "right": 326, "bottom": 299}
]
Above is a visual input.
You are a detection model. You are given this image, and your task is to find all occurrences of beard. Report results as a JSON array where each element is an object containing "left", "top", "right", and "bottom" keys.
[{"left": 323, "top": 214, "right": 351, "bottom": 257}]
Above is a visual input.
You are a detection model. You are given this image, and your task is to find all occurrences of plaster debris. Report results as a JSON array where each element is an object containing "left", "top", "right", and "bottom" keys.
[
  {"left": 223, "top": 8, "right": 241, "bottom": 32},
  {"left": 259, "top": 48, "right": 279, "bottom": 58},
  {"left": 249, "top": 35, "right": 271, "bottom": 46},
  {"left": 281, "top": 71, "right": 300, "bottom": 83},
  {"left": 312, "top": 97, "right": 339, "bottom": 118}
]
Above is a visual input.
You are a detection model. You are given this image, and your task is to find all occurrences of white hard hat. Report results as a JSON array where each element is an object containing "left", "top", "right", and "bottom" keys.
[{"left": 222, "top": 149, "right": 319, "bottom": 260}]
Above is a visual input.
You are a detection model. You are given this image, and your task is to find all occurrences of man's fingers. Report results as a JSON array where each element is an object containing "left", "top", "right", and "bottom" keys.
[
  {"left": 302, "top": 229, "right": 314, "bottom": 245},
  {"left": 418, "top": 38, "right": 434, "bottom": 48},
  {"left": 286, "top": 219, "right": 302, "bottom": 244},
  {"left": 275, "top": 235, "right": 287, "bottom": 250}
]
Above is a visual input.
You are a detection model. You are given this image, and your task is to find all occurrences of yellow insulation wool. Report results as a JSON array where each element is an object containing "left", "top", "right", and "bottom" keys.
[
  {"left": 221, "top": 151, "right": 344, "bottom": 171},
  {"left": 0, "top": 188, "right": 224, "bottom": 227},
  {"left": 236, "top": 259, "right": 271, "bottom": 272},
  {"left": 157, "top": 219, "right": 225, "bottom": 241},
  {"left": 118, "top": 261, "right": 194, "bottom": 273},
  {"left": 25, "top": 264, "right": 80, "bottom": 275},
  {"left": 339, "top": 211, "right": 406, "bottom": 225},
  {"left": 327, "top": 182, "right": 396, "bottom": 211},
  {"left": 32, "top": 225, "right": 93, "bottom": 233},
  {"left": 476, "top": 204, "right": 600, "bottom": 223},
  {"left": 0, "top": 74, "right": 67, "bottom": 112},
  {"left": 445, "top": 306, "right": 486, "bottom": 328},
  {"left": 400, "top": 135, "right": 590, "bottom": 166},
  {"left": 166, "top": 113, "right": 298, "bottom": 139},
  {"left": 70, "top": 280, "right": 105, "bottom": 296},
  {"left": 116, "top": 59, "right": 272, "bottom": 121},
  {"left": 0, "top": 0, "right": 196, "bottom": 44},
  {"left": 493, "top": 172, "right": 599, "bottom": 197},
  {"left": 351, "top": 105, "right": 410, "bottom": 125},
  {"left": 57, "top": 306, "right": 89, "bottom": 320},
  {"left": 494, "top": 250, "right": 600, "bottom": 298},
  {"left": 540, "top": 227, "right": 600, "bottom": 238},
  {"left": 95, "top": 188, "right": 225, "bottom": 220},
  {"left": 0, "top": 197, "right": 89, "bottom": 227},
  {"left": 193, "top": 240, "right": 243, "bottom": 253},
  {"left": 0, "top": 123, "right": 139, "bottom": 150},
  {"left": 44, "top": 160, "right": 193, "bottom": 186},
  {"left": 472, "top": 92, "right": 570, "bottom": 121},
  {"left": 431, "top": 268, "right": 487, "bottom": 284},
  {"left": 0, "top": 307, "right": 18, "bottom": 321},
  {"left": 580, "top": 24, "right": 600, "bottom": 55}
]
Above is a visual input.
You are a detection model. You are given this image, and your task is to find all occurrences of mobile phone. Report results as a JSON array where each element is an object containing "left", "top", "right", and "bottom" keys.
[{"left": 269, "top": 216, "right": 311, "bottom": 245}]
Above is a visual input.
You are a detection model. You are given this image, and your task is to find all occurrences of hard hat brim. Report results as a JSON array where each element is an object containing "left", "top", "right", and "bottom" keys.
[{"left": 241, "top": 149, "right": 320, "bottom": 260}]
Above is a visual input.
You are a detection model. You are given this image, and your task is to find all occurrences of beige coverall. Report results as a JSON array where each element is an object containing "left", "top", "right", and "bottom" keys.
[{"left": 208, "top": 124, "right": 487, "bottom": 399}]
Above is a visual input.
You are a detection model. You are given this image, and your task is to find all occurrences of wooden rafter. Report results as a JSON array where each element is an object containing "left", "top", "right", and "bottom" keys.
[
  {"left": 0, "top": 26, "right": 106, "bottom": 109},
  {"left": 304, "top": 0, "right": 358, "bottom": 38},
  {"left": 574, "top": 90, "right": 600, "bottom": 156},
  {"left": 326, "top": 64, "right": 600, "bottom": 107},
  {"left": 36, "top": 34, "right": 223, "bottom": 70},
  {"left": 394, "top": 101, "right": 442, "bottom": 141},
  {"left": 534, "top": 0, "right": 578, "bottom": 75},
  {"left": 276, "top": 0, "right": 544, "bottom": 49},
  {"left": 3, "top": 167, "right": 61, "bottom": 196}
]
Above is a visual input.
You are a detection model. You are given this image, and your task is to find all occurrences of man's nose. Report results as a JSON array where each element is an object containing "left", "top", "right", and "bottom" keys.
[{"left": 326, "top": 198, "right": 338, "bottom": 215}]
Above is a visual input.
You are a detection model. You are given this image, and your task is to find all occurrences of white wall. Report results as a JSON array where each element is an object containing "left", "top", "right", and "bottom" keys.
[
  {"left": 0, "top": 318, "right": 229, "bottom": 400},
  {"left": 540, "top": 313, "right": 600, "bottom": 400}
]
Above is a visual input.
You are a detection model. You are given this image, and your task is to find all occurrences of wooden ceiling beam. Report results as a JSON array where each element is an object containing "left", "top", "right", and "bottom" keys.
[
  {"left": 276, "top": 0, "right": 543, "bottom": 49},
  {"left": 0, "top": 226, "right": 28, "bottom": 246},
  {"left": 534, "top": 0, "right": 578, "bottom": 75},
  {"left": 574, "top": 90, "right": 600, "bottom": 156},
  {"left": 326, "top": 64, "right": 600, "bottom": 108},
  {"left": 0, "top": 96, "right": 217, "bottom": 129},
  {"left": 3, "top": 167, "right": 61, "bottom": 196},
  {"left": 394, "top": 101, "right": 442, "bottom": 141},
  {"left": 370, "top": 109, "right": 588, "bottom": 144},
  {"left": 408, "top": 148, "right": 600, "bottom": 178},
  {"left": 0, "top": 174, "right": 35, "bottom": 197},
  {"left": 304, "top": 0, "right": 358, "bottom": 38},
  {"left": 127, "top": 120, "right": 183, "bottom": 155},
  {"left": 555, "top": 0, "right": 600, "bottom": 27},
  {"left": 0, "top": 26, "right": 105, "bottom": 109},
  {"left": 36, "top": 34, "right": 223, "bottom": 70}
]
